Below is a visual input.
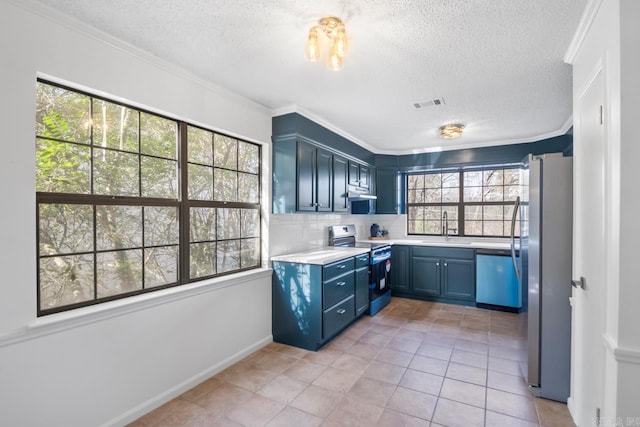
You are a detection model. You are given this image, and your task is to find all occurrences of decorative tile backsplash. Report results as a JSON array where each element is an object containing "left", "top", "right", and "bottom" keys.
[{"left": 268, "top": 213, "right": 407, "bottom": 257}]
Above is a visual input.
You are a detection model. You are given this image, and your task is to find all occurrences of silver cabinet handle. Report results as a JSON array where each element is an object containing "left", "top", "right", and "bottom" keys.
[
  {"left": 338, "top": 265, "right": 346, "bottom": 269},
  {"left": 436, "top": 262, "right": 440, "bottom": 266},
  {"left": 337, "top": 281, "right": 346, "bottom": 286},
  {"left": 444, "top": 263, "right": 448, "bottom": 267},
  {"left": 337, "top": 309, "right": 346, "bottom": 314}
]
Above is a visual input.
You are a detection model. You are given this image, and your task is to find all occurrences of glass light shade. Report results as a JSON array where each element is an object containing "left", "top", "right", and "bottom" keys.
[
  {"left": 327, "top": 41, "right": 344, "bottom": 71},
  {"left": 305, "top": 29, "right": 320, "bottom": 62},
  {"left": 334, "top": 26, "right": 347, "bottom": 58},
  {"left": 439, "top": 124, "right": 465, "bottom": 139}
]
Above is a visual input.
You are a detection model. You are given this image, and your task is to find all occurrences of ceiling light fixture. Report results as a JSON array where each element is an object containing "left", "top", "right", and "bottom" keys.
[
  {"left": 439, "top": 123, "right": 465, "bottom": 139},
  {"left": 305, "top": 16, "right": 348, "bottom": 71}
]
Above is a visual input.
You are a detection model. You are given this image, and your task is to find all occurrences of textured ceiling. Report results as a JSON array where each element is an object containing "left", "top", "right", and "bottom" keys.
[{"left": 33, "top": 0, "right": 586, "bottom": 154}]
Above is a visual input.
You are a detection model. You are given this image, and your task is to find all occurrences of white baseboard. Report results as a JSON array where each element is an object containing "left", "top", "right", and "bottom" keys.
[{"left": 102, "top": 335, "right": 273, "bottom": 427}]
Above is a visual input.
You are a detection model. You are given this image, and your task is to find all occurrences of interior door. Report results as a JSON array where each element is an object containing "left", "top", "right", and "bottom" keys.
[{"left": 572, "top": 67, "right": 606, "bottom": 425}]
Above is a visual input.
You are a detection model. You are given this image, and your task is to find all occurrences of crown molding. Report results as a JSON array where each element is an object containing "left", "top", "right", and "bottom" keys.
[{"left": 564, "top": 0, "right": 604, "bottom": 64}]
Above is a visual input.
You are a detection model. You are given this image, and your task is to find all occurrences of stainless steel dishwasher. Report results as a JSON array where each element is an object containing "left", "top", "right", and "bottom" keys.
[{"left": 475, "top": 248, "right": 521, "bottom": 309}]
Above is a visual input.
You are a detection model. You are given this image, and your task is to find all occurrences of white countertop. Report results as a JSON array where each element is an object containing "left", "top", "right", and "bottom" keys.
[
  {"left": 270, "top": 247, "right": 371, "bottom": 265},
  {"left": 357, "top": 238, "right": 512, "bottom": 250},
  {"left": 270, "top": 238, "right": 513, "bottom": 265}
]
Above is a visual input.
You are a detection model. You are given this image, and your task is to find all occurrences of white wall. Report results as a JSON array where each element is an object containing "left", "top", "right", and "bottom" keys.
[
  {"left": 0, "top": 2, "right": 273, "bottom": 426},
  {"left": 568, "top": 0, "right": 640, "bottom": 423}
]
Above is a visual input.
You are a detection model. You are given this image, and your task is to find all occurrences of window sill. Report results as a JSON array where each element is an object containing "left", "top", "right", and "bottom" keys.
[{"left": 1, "top": 268, "right": 272, "bottom": 348}]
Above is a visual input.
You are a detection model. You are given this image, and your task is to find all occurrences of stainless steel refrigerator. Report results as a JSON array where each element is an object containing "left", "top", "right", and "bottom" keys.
[{"left": 515, "top": 153, "right": 573, "bottom": 402}]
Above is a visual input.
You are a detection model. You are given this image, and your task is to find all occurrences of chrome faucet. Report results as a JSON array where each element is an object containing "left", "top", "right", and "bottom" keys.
[{"left": 442, "top": 211, "right": 457, "bottom": 240}]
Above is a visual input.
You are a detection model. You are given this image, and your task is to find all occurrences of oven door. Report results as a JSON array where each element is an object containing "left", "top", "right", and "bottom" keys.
[{"left": 370, "top": 251, "right": 391, "bottom": 299}]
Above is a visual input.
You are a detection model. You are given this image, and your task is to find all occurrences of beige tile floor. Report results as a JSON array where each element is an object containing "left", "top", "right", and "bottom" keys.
[{"left": 129, "top": 298, "right": 575, "bottom": 427}]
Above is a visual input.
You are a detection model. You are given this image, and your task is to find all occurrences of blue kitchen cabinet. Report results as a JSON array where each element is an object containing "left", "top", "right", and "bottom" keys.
[
  {"left": 392, "top": 246, "right": 476, "bottom": 305},
  {"left": 297, "top": 141, "right": 332, "bottom": 212},
  {"left": 333, "top": 154, "right": 349, "bottom": 212},
  {"left": 391, "top": 245, "right": 411, "bottom": 293},
  {"left": 375, "top": 169, "right": 398, "bottom": 214},
  {"left": 272, "top": 257, "right": 358, "bottom": 350}
]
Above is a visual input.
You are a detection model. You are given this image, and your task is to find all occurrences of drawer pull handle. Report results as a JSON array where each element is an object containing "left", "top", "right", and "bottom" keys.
[
  {"left": 337, "top": 309, "right": 346, "bottom": 314},
  {"left": 337, "top": 281, "right": 346, "bottom": 286},
  {"left": 338, "top": 265, "right": 347, "bottom": 269},
  {"left": 436, "top": 262, "right": 440, "bottom": 266}
]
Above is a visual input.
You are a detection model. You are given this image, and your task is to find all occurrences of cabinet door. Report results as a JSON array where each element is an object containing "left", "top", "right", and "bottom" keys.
[
  {"left": 355, "top": 266, "right": 370, "bottom": 317},
  {"left": 297, "top": 141, "right": 316, "bottom": 211},
  {"left": 376, "top": 169, "right": 397, "bottom": 214},
  {"left": 316, "top": 148, "right": 333, "bottom": 212},
  {"left": 333, "top": 155, "right": 349, "bottom": 212},
  {"left": 348, "top": 161, "right": 361, "bottom": 186},
  {"left": 391, "top": 245, "right": 410, "bottom": 292},
  {"left": 359, "top": 165, "right": 370, "bottom": 189},
  {"left": 442, "top": 258, "right": 476, "bottom": 301},
  {"left": 412, "top": 256, "right": 441, "bottom": 296}
]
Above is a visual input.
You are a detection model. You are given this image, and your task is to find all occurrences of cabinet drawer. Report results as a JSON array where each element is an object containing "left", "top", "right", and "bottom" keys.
[
  {"left": 323, "top": 272, "right": 355, "bottom": 309},
  {"left": 323, "top": 258, "right": 355, "bottom": 281},
  {"left": 323, "top": 296, "right": 355, "bottom": 339},
  {"left": 355, "top": 253, "right": 370, "bottom": 268},
  {"left": 411, "top": 246, "right": 475, "bottom": 260}
]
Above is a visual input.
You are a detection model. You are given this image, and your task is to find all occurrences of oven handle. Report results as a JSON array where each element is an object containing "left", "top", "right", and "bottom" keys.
[{"left": 371, "top": 252, "right": 391, "bottom": 264}]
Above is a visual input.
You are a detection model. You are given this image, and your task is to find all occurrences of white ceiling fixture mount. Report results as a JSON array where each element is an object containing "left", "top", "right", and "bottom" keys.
[
  {"left": 305, "top": 16, "right": 348, "bottom": 71},
  {"left": 440, "top": 123, "right": 465, "bottom": 139}
]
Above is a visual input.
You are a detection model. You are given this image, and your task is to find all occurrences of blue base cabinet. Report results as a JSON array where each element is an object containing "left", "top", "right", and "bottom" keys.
[
  {"left": 391, "top": 245, "right": 476, "bottom": 306},
  {"left": 272, "top": 256, "right": 361, "bottom": 351}
]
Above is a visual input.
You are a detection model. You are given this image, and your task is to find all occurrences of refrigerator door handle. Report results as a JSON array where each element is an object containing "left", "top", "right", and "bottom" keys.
[{"left": 510, "top": 196, "right": 521, "bottom": 281}]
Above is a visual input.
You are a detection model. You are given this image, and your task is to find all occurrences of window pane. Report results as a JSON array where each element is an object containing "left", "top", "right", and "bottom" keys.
[
  {"left": 424, "top": 221, "right": 441, "bottom": 234},
  {"left": 92, "top": 99, "right": 139, "bottom": 152},
  {"left": 463, "top": 186, "right": 482, "bottom": 202},
  {"left": 407, "top": 220, "right": 419, "bottom": 234},
  {"left": 187, "top": 126, "right": 213, "bottom": 165},
  {"left": 443, "top": 206, "right": 458, "bottom": 221},
  {"left": 217, "top": 240, "right": 240, "bottom": 273},
  {"left": 145, "top": 206, "right": 179, "bottom": 246},
  {"left": 140, "top": 112, "right": 177, "bottom": 159},
  {"left": 425, "top": 206, "right": 441, "bottom": 221},
  {"left": 483, "top": 186, "right": 503, "bottom": 202},
  {"left": 141, "top": 157, "right": 178, "bottom": 199},
  {"left": 463, "top": 171, "right": 482, "bottom": 187},
  {"left": 442, "top": 173, "right": 459, "bottom": 188},
  {"left": 214, "top": 168, "right": 238, "bottom": 202},
  {"left": 93, "top": 149, "right": 139, "bottom": 196},
  {"left": 483, "top": 205, "right": 504, "bottom": 221},
  {"left": 188, "top": 164, "right": 213, "bottom": 200},
  {"left": 465, "top": 205, "right": 482, "bottom": 221},
  {"left": 424, "top": 188, "right": 441, "bottom": 203},
  {"left": 483, "top": 169, "right": 503, "bottom": 186},
  {"left": 241, "top": 209, "right": 260, "bottom": 238},
  {"left": 407, "top": 189, "right": 423, "bottom": 203},
  {"left": 36, "top": 139, "right": 91, "bottom": 194},
  {"left": 465, "top": 221, "right": 483, "bottom": 236},
  {"left": 190, "top": 207, "right": 216, "bottom": 242},
  {"left": 96, "top": 205, "right": 142, "bottom": 250},
  {"left": 40, "top": 254, "right": 94, "bottom": 309},
  {"left": 96, "top": 250, "right": 143, "bottom": 297},
  {"left": 483, "top": 221, "right": 503, "bottom": 236},
  {"left": 39, "top": 203, "right": 93, "bottom": 255},
  {"left": 238, "top": 141, "right": 259, "bottom": 173},
  {"left": 504, "top": 185, "right": 521, "bottom": 201},
  {"left": 442, "top": 188, "right": 459, "bottom": 203},
  {"left": 214, "top": 134, "right": 237, "bottom": 169},
  {"left": 241, "top": 238, "right": 260, "bottom": 268},
  {"left": 217, "top": 208, "right": 241, "bottom": 240},
  {"left": 190, "top": 242, "right": 216, "bottom": 279},
  {"left": 408, "top": 175, "right": 424, "bottom": 190},
  {"left": 504, "top": 169, "right": 521, "bottom": 185},
  {"left": 238, "top": 172, "right": 259, "bottom": 203},
  {"left": 424, "top": 174, "right": 441, "bottom": 188},
  {"left": 144, "top": 246, "right": 178, "bottom": 288},
  {"left": 36, "top": 83, "right": 91, "bottom": 144}
]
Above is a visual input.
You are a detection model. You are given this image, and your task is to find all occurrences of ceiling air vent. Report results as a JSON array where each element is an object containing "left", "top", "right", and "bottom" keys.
[{"left": 412, "top": 97, "right": 446, "bottom": 109}]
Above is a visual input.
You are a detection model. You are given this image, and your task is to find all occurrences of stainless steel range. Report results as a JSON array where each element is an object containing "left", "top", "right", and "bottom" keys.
[{"left": 329, "top": 225, "right": 392, "bottom": 316}]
